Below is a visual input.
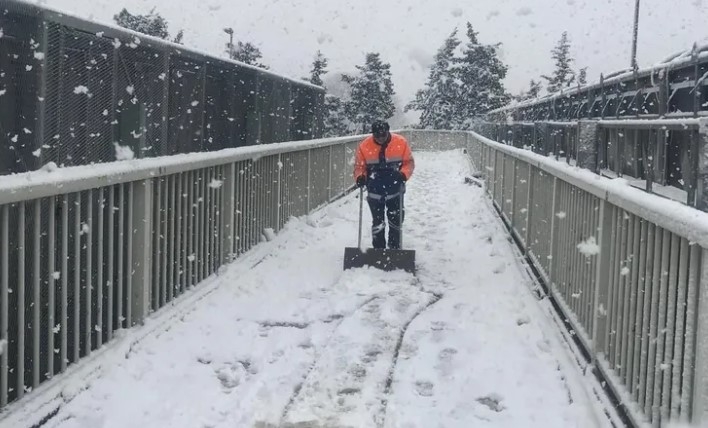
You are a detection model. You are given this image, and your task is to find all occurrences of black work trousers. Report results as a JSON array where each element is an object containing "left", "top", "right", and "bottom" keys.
[{"left": 367, "top": 194, "right": 404, "bottom": 249}]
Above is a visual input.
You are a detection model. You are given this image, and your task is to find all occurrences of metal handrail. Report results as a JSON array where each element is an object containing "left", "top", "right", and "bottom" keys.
[
  {"left": 0, "top": 135, "right": 364, "bottom": 205},
  {"left": 401, "top": 129, "right": 708, "bottom": 427},
  {"left": 0, "top": 134, "right": 361, "bottom": 414}
]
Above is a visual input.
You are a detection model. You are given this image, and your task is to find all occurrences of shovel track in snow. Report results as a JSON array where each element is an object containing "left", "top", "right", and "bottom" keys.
[
  {"left": 278, "top": 296, "right": 380, "bottom": 425},
  {"left": 377, "top": 290, "right": 442, "bottom": 428}
]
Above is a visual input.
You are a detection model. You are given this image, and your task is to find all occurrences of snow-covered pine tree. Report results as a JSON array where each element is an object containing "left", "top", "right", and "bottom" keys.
[
  {"left": 227, "top": 42, "right": 269, "bottom": 70},
  {"left": 324, "top": 95, "right": 350, "bottom": 137},
  {"left": 302, "top": 51, "right": 350, "bottom": 137},
  {"left": 305, "top": 51, "right": 328, "bottom": 87},
  {"left": 453, "top": 23, "right": 510, "bottom": 127},
  {"left": 405, "top": 30, "right": 461, "bottom": 130},
  {"left": 526, "top": 79, "right": 543, "bottom": 100},
  {"left": 114, "top": 8, "right": 183, "bottom": 43},
  {"left": 342, "top": 52, "right": 396, "bottom": 133},
  {"left": 542, "top": 32, "right": 576, "bottom": 94},
  {"left": 512, "top": 79, "right": 543, "bottom": 102},
  {"left": 577, "top": 67, "right": 588, "bottom": 86}
]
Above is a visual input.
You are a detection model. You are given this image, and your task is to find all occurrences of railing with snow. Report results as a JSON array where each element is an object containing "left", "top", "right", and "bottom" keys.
[
  {"left": 475, "top": 119, "right": 706, "bottom": 211},
  {"left": 404, "top": 129, "right": 708, "bottom": 427},
  {"left": 486, "top": 42, "right": 708, "bottom": 123},
  {"left": 0, "top": 0, "right": 325, "bottom": 177},
  {"left": 0, "top": 135, "right": 359, "bottom": 413}
]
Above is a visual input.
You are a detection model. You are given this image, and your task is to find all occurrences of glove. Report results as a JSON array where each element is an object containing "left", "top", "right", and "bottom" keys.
[
  {"left": 396, "top": 171, "right": 407, "bottom": 183},
  {"left": 356, "top": 175, "right": 366, "bottom": 188}
]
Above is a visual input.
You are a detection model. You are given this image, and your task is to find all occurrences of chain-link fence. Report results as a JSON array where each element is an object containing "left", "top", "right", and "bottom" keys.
[
  {"left": 0, "top": 1, "right": 325, "bottom": 176},
  {"left": 487, "top": 47, "right": 708, "bottom": 123}
]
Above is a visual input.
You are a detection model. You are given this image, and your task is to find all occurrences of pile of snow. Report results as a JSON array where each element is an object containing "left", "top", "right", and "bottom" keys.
[
  {"left": 208, "top": 179, "right": 223, "bottom": 189},
  {"left": 40, "top": 162, "right": 58, "bottom": 173},
  {"left": 263, "top": 228, "right": 276, "bottom": 241},
  {"left": 577, "top": 236, "right": 600, "bottom": 256},
  {"left": 73, "top": 85, "right": 89, "bottom": 95},
  {"left": 113, "top": 142, "right": 135, "bottom": 161}
]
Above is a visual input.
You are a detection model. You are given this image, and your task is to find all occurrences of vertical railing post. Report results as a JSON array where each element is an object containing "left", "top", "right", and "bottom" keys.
[
  {"left": 578, "top": 120, "right": 600, "bottom": 171},
  {"left": 276, "top": 153, "right": 282, "bottom": 231},
  {"left": 130, "top": 179, "right": 153, "bottom": 326},
  {"left": 592, "top": 199, "right": 613, "bottom": 354},
  {"left": 221, "top": 163, "right": 236, "bottom": 264},
  {"left": 510, "top": 158, "right": 517, "bottom": 229},
  {"left": 695, "top": 119, "right": 708, "bottom": 211},
  {"left": 307, "top": 149, "right": 312, "bottom": 213},
  {"left": 524, "top": 163, "right": 533, "bottom": 252},
  {"left": 548, "top": 176, "right": 560, "bottom": 284},
  {"left": 328, "top": 146, "right": 333, "bottom": 201},
  {"left": 692, "top": 250, "right": 708, "bottom": 426}
]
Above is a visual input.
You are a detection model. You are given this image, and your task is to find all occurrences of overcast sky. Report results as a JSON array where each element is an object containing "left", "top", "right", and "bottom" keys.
[{"left": 46, "top": 0, "right": 708, "bottom": 124}]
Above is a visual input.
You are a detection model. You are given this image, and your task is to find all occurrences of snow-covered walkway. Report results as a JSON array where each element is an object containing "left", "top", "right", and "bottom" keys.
[{"left": 44, "top": 150, "right": 604, "bottom": 428}]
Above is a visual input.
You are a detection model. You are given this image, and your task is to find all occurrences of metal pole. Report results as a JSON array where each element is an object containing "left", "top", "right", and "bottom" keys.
[{"left": 631, "top": 0, "right": 640, "bottom": 71}]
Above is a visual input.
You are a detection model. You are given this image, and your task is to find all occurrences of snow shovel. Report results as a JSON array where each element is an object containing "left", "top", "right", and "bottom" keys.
[{"left": 343, "top": 187, "right": 416, "bottom": 274}]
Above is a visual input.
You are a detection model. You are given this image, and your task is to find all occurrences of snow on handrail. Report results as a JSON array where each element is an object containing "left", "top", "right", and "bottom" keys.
[
  {"left": 468, "top": 130, "right": 708, "bottom": 248},
  {"left": 596, "top": 118, "right": 702, "bottom": 128},
  {"left": 0, "top": 135, "right": 363, "bottom": 205},
  {"left": 489, "top": 48, "right": 708, "bottom": 115}
]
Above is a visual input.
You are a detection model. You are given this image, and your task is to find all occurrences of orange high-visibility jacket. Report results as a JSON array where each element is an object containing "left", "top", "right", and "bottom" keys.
[{"left": 353, "top": 133, "right": 415, "bottom": 182}]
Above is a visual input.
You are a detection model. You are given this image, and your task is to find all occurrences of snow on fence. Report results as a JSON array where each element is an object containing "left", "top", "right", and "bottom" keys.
[
  {"left": 476, "top": 120, "right": 705, "bottom": 211},
  {"left": 404, "top": 129, "right": 708, "bottom": 427},
  {"left": 0, "top": 135, "right": 360, "bottom": 413}
]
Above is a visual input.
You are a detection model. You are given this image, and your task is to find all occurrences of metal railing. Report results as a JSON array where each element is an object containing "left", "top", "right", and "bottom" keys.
[
  {"left": 6, "top": 127, "right": 707, "bottom": 427},
  {"left": 0, "top": 134, "right": 360, "bottom": 412},
  {"left": 475, "top": 119, "right": 704, "bottom": 210},
  {"left": 402, "top": 129, "right": 708, "bottom": 427},
  {"left": 0, "top": 1, "right": 325, "bottom": 176},
  {"left": 486, "top": 42, "right": 708, "bottom": 122}
]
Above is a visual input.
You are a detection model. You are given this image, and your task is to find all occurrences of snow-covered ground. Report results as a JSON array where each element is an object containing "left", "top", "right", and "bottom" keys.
[{"left": 37, "top": 149, "right": 606, "bottom": 428}]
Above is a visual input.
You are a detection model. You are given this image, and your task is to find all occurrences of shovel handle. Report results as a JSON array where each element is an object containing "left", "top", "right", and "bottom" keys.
[{"left": 357, "top": 186, "right": 364, "bottom": 248}]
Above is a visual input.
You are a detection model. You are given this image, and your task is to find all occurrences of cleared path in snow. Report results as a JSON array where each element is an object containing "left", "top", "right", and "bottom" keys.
[{"left": 41, "top": 149, "right": 605, "bottom": 428}]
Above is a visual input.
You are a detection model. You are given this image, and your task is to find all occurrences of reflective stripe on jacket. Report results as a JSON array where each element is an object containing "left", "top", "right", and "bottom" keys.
[{"left": 353, "top": 133, "right": 415, "bottom": 182}]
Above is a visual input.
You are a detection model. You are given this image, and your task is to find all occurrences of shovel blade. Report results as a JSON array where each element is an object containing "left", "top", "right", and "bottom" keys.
[{"left": 343, "top": 247, "right": 416, "bottom": 274}]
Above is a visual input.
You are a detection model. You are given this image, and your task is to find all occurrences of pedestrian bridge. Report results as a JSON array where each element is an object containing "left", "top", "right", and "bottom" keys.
[{"left": 1, "top": 130, "right": 707, "bottom": 428}]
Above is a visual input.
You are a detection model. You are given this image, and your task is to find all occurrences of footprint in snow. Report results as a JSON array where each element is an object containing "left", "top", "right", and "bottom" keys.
[
  {"left": 399, "top": 342, "right": 418, "bottom": 359},
  {"left": 476, "top": 394, "right": 505, "bottom": 412},
  {"left": 516, "top": 316, "right": 531, "bottom": 326},
  {"left": 362, "top": 345, "right": 382, "bottom": 363},
  {"left": 430, "top": 321, "right": 446, "bottom": 331},
  {"left": 438, "top": 347, "right": 458, "bottom": 361},
  {"left": 414, "top": 380, "right": 434, "bottom": 397},
  {"left": 215, "top": 363, "right": 246, "bottom": 391}
]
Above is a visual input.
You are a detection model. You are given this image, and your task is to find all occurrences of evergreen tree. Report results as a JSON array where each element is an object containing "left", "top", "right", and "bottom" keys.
[
  {"left": 342, "top": 52, "right": 396, "bottom": 133},
  {"left": 542, "top": 32, "right": 575, "bottom": 93},
  {"left": 113, "top": 8, "right": 183, "bottom": 43},
  {"left": 405, "top": 30, "right": 461, "bottom": 130},
  {"left": 172, "top": 30, "right": 184, "bottom": 45},
  {"left": 452, "top": 22, "right": 510, "bottom": 127},
  {"left": 512, "top": 79, "right": 543, "bottom": 102},
  {"left": 526, "top": 79, "right": 543, "bottom": 100},
  {"left": 323, "top": 95, "right": 350, "bottom": 137},
  {"left": 305, "top": 51, "right": 328, "bottom": 87},
  {"left": 301, "top": 52, "right": 352, "bottom": 137},
  {"left": 227, "top": 41, "right": 269, "bottom": 70},
  {"left": 577, "top": 67, "right": 588, "bottom": 86}
]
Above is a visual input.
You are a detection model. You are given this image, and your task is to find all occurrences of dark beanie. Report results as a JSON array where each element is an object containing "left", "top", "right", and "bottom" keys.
[{"left": 371, "top": 120, "right": 390, "bottom": 137}]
